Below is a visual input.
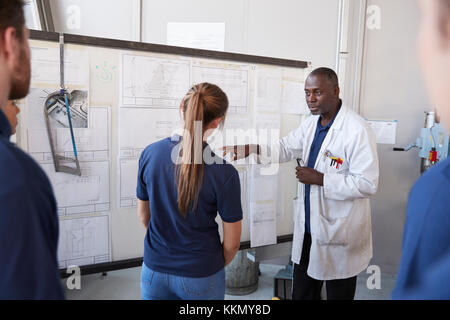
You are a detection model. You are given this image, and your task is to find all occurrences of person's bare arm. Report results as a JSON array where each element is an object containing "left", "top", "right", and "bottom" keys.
[
  {"left": 137, "top": 199, "right": 150, "bottom": 228},
  {"left": 222, "top": 220, "right": 242, "bottom": 266},
  {"left": 221, "top": 145, "right": 260, "bottom": 161}
]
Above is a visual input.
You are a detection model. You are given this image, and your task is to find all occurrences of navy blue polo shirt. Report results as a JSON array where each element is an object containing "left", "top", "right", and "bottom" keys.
[
  {"left": 137, "top": 135, "right": 243, "bottom": 278},
  {"left": 0, "top": 109, "right": 64, "bottom": 299},
  {"left": 304, "top": 108, "right": 340, "bottom": 234},
  {"left": 392, "top": 156, "right": 450, "bottom": 299}
]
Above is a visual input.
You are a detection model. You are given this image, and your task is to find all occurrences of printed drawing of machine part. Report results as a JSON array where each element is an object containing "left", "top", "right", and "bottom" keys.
[
  {"left": 393, "top": 111, "right": 450, "bottom": 173},
  {"left": 45, "top": 90, "right": 87, "bottom": 128},
  {"left": 44, "top": 33, "right": 81, "bottom": 176}
]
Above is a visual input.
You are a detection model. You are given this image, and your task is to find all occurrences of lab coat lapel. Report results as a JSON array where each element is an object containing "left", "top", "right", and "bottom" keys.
[{"left": 304, "top": 117, "right": 319, "bottom": 165}]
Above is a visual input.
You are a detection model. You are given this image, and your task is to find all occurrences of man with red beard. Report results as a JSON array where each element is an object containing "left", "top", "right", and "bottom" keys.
[{"left": 0, "top": 0, "right": 64, "bottom": 299}]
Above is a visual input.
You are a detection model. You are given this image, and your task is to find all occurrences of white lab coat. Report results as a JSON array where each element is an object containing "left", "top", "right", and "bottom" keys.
[{"left": 260, "top": 106, "right": 379, "bottom": 280}]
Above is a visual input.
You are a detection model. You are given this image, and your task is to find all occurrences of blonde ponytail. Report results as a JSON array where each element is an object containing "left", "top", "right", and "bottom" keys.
[{"left": 176, "top": 83, "right": 228, "bottom": 216}]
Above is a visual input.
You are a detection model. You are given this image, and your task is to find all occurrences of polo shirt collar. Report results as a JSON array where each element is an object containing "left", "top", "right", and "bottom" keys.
[
  {"left": 171, "top": 133, "right": 210, "bottom": 150},
  {"left": 318, "top": 100, "right": 342, "bottom": 130},
  {"left": 0, "top": 108, "right": 12, "bottom": 139}
]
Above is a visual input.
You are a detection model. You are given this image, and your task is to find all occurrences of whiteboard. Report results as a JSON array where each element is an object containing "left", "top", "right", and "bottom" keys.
[{"left": 18, "top": 31, "right": 309, "bottom": 270}]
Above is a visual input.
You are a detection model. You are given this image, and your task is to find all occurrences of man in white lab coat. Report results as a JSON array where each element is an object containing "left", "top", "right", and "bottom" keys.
[{"left": 223, "top": 68, "right": 379, "bottom": 300}]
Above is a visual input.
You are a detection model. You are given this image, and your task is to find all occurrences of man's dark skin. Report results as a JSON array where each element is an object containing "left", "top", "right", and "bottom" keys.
[
  {"left": 221, "top": 73, "right": 341, "bottom": 186},
  {"left": 296, "top": 73, "right": 341, "bottom": 186}
]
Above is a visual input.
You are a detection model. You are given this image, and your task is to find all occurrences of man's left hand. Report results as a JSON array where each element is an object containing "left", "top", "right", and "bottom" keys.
[{"left": 296, "top": 166, "right": 324, "bottom": 186}]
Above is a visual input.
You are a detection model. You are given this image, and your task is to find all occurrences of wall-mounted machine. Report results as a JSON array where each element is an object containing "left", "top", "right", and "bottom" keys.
[{"left": 394, "top": 111, "right": 450, "bottom": 173}]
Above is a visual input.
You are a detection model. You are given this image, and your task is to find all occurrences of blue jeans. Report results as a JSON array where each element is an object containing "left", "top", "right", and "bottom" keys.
[{"left": 140, "top": 263, "right": 225, "bottom": 300}]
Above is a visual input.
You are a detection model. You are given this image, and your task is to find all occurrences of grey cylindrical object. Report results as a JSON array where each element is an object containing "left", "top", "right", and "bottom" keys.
[
  {"left": 425, "top": 111, "right": 435, "bottom": 129},
  {"left": 225, "top": 249, "right": 259, "bottom": 296}
]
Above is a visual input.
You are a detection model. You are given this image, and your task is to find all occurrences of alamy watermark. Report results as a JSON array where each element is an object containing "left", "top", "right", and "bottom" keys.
[
  {"left": 66, "top": 265, "right": 81, "bottom": 290},
  {"left": 170, "top": 122, "right": 281, "bottom": 176},
  {"left": 66, "top": 5, "right": 81, "bottom": 30},
  {"left": 366, "top": 265, "right": 381, "bottom": 290},
  {"left": 367, "top": 5, "right": 382, "bottom": 30},
  {"left": 64, "top": 4, "right": 381, "bottom": 32}
]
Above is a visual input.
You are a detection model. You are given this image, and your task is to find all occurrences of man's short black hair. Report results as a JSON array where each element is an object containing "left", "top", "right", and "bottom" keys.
[
  {"left": 0, "top": 0, "right": 26, "bottom": 41},
  {"left": 308, "top": 67, "right": 339, "bottom": 88}
]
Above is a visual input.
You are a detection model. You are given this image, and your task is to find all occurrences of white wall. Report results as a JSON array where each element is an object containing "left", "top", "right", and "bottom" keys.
[
  {"left": 359, "top": 0, "right": 430, "bottom": 273},
  {"left": 246, "top": 0, "right": 339, "bottom": 67},
  {"left": 142, "top": 0, "right": 339, "bottom": 67},
  {"left": 48, "top": 0, "right": 339, "bottom": 68},
  {"left": 49, "top": 0, "right": 139, "bottom": 41},
  {"left": 142, "top": 0, "right": 248, "bottom": 55}
]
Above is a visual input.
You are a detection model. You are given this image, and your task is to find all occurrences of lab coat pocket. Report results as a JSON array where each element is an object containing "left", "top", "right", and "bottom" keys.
[
  {"left": 316, "top": 213, "right": 349, "bottom": 246},
  {"left": 323, "top": 156, "right": 347, "bottom": 175}
]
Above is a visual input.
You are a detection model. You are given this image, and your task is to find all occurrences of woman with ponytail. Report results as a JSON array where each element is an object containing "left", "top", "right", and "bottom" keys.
[{"left": 137, "top": 83, "right": 243, "bottom": 300}]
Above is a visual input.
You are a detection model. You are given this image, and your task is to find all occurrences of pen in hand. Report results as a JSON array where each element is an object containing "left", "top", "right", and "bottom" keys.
[{"left": 296, "top": 158, "right": 323, "bottom": 186}]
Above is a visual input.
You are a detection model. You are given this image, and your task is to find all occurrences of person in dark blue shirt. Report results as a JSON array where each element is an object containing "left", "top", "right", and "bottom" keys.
[
  {"left": 393, "top": 0, "right": 450, "bottom": 300},
  {"left": 0, "top": 0, "right": 64, "bottom": 300},
  {"left": 137, "top": 83, "right": 243, "bottom": 300},
  {"left": 392, "top": 155, "right": 450, "bottom": 299}
]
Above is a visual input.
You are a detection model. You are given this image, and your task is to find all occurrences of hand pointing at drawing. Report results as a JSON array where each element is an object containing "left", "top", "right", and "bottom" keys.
[{"left": 221, "top": 144, "right": 260, "bottom": 161}]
